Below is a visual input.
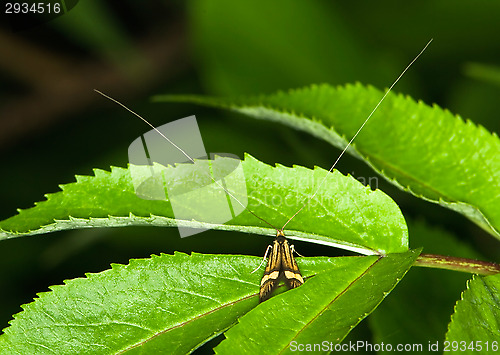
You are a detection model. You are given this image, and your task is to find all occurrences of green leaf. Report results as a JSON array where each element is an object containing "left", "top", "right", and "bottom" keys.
[
  {"left": 369, "top": 220, "right": 483, "bottom": 348},
  {"left": 0, "top": 253, "right": 384, "bottom": 354},
  {"left": 154, "top": 83, "right": 500, "bottom": 239},
  {"left": 215, "top": 249, "right": 420, "bottom": 354},
  {"left": 0, "top": 155, "right": 408, "bottom": 255},
  {"left": 446, "top": 273, "right": 500, "bottom": 346}
]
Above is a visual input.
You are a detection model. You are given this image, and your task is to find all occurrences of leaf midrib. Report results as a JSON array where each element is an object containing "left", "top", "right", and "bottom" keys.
[
  {"left": 117, "top": 292, "right": 258, "bottom": 354},
  {"left": 277, "top": 255, "right": 382, "bottom": 353}
]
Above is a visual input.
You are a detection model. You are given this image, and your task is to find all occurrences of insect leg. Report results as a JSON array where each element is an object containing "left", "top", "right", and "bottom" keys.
[
  {"left": 290, "top": 244, "right": 305, "bottom": 258},
  {"left": 250, "top": 244, "right": 272, "bottom": 274}
]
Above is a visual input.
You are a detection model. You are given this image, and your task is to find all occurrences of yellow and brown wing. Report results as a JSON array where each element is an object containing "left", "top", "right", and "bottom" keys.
[
  {"left": 259, "top": 239, "right": 282, "bottom": 302},
  {"left": 281, "top": 238, "right": 304, "bottom": 289}
]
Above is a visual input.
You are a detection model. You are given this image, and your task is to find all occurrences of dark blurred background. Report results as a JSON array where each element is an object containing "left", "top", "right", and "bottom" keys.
[{"left": 1, "top": 0, "right": 499, "bottom": 351}]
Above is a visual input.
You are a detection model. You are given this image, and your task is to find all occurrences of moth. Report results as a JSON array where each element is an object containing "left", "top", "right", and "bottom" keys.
[
  {"left": 95, "top": 38, "right": 432, "bottom": 303},
  {"left": 259, "top": 230, "right": 304, "bottom": 302}
]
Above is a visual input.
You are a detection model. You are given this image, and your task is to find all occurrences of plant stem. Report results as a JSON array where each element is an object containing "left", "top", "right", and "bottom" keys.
[{"left": 415, "top": 253, "right": 500, "bottom": 276}]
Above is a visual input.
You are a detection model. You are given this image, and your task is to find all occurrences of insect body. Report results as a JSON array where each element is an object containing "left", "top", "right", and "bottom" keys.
[{"left": 259, "top": 230, "right": 304, "bottom": 302}]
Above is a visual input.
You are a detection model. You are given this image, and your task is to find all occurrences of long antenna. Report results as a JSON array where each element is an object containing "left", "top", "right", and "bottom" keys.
[
  {"left": 95, "top": 39, "right": 432, "bottom": 237},
  {"left": 94, "top": 89, "right": 279, "bottom": 231},
  {"left": 280, "top": 39, "right": 433, "bottom": 231}
]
